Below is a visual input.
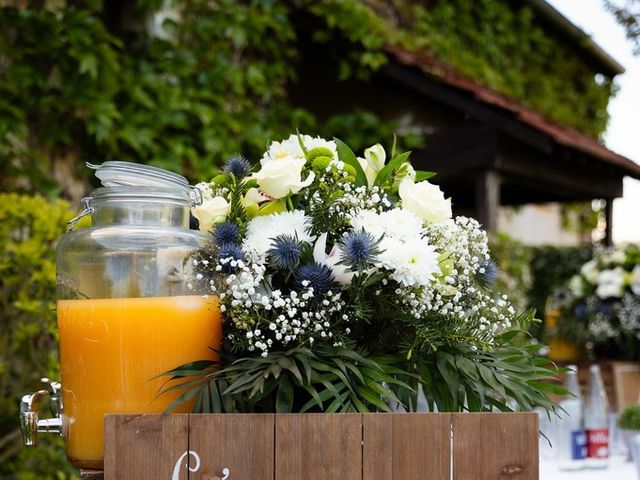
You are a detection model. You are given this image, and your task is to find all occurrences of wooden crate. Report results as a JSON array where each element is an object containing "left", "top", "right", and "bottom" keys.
[{"left": 87, "top": 412, "right": 538, "bottom": 480}]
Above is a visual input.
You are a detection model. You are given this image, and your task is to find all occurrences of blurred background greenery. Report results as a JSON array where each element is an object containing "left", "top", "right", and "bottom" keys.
[{"left": 0, "top": 0, "right": 632, "bottom": 477}]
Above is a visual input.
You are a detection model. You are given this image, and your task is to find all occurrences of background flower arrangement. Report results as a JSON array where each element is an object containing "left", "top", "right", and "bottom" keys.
[
  {"left": 164, "top": 133, "right": 561, "bottom": 414},
  {"left": 555, "top": 245, "right": 640, "bottom": 360}
]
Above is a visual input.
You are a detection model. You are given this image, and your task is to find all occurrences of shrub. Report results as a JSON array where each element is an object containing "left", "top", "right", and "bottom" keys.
[
  {"left": 619, "top": 404, "right": 640, "bottom": 431},
  {"left": 0, "top": 193, "right": 77, "bottom": 479}
]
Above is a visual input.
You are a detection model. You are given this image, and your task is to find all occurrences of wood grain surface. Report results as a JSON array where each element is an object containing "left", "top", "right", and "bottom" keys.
[
  {"left": 452, "top": 412, "right": 539, "bottom": 480},
  {"left": 363, "top": 413, "right": 452, "bottom": 480},
  {"left": 103, "top": 414, "right": 189, "bottom": 480},
  {"left": 189, "top": 414, "right": 274, "bottom": 480},
  {"left": 275, "top": 413, "right": 362, "bottom": 480},
  {"left": 97, "top": 412, "right": 539, "bottom": 480}
]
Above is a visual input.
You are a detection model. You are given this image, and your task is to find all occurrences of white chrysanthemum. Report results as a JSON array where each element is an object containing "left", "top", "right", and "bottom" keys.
[
  {"left": 302, "top": 135, "right": 337, "bottom": 158},
  {"left": 350, "top": 209, "right": 386, "bottom": 238},
  {"left": 596, "top": 267, "right": 625, "bottom": 299},
  {"left": 260, "top": 134, "right": 337, "bottom": 166},
  {"left": 243, "top": 210, "right": 315, "bottom": 257},
  {"left": 378, "top": 208, "right": 425, "bottom": 239},
  {"left": 378, "top": 237, "right": 439, "bottom": 287},
  {"left": 260, "top": 135, "right": 304, "bottom": 166},
  {"left": 350, "top": 208, "right": 424, "bottom": 240},
  {"left": 194, "top": 182, "right": 214, "bottom": 201}
]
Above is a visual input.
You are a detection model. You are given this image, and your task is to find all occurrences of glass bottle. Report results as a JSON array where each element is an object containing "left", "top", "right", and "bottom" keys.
[
  {"left": 584, "top": 364, "right": 610, "bottom": 469},
  {"left": 556, "top": 365, "right": 586, "bottom": 470}
]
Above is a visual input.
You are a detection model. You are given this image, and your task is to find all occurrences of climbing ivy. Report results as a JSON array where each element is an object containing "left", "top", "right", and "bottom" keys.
[{"left": 0, "top": 0, "right": 615, "bottom": 199}]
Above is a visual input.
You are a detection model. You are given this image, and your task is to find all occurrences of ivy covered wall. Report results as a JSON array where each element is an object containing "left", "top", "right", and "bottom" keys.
[{"left": 0, "top": 0, "right": 615, "bottom": 201}]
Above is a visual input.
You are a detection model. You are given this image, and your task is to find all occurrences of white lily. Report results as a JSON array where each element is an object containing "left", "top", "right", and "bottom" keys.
[
  {"left": 313, "top": 233, "right": 355, "bottom": 285},
  {"left": 357, "top": 143, "right": 386, "bottom": 186}
]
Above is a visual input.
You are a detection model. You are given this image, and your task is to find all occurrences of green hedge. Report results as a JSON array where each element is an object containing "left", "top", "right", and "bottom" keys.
[
  {"left": 489, "top": 233, "right": 594, "bottom": 334},
  {"left": 0, "top": 194, "right": 77, "bottom": 479}
]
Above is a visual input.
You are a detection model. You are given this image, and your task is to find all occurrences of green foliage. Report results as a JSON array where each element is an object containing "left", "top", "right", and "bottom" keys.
[
  {"left": 619, "top": 404, "right": 640, "bottom": 430},
  {"left": 401, "top": 318, "right": 563, "bottom": 413},
  {"left": 162, "top": 345, "right": 410, "bottom": 414},
  {"left": 406, "top": 0, "right": 614, "bottom": 138},
  {"left": 489, "top": 233, "right": 533, "bottom": 312},
  {"left": 0, "top": 1, "right": 613, "bottom": 198},
  {"left": 0, "top": 194, "right": 77, "bottom": 479},
  {"left": 163, "top": 311, "right": 562, "bottom": 415},
  {"left": 528, "top": 244, "right": 595, "bottom": 316}
]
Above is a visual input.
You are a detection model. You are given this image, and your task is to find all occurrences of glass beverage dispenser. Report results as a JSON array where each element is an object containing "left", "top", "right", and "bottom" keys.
[{"left": 20, "top": 162, "right": 222, "bottom": 469}]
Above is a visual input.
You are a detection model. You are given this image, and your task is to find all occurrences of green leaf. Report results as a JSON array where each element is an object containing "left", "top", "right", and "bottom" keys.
[
  {"left": 334, "top": 138, "right": 367, "bottom": 186},
  {"left": 414, "top": 170, "right": 436, "bottom": 182},
  {"left": 257, "top": 198, "right": 286, "bottom": 216},
  {"left": 276, "top": 375, "right": 294, "bottom": 413},
  {"left": 390, "top": 133, "right": 398, "bottom": 159},
  {"left": 374, "top": 151, "right": 411, "bottom": 186},
  {"left": 455, "top": 356, "right": 479, "bottom": 382}
]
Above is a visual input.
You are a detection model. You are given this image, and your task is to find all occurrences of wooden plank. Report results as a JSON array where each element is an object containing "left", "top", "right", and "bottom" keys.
[
  {"left": 452, "top": 412, "right": 538, "bottom": 480},
  {"left": 612, "top": 361, "right": 640, "bottom": 410},
  {"left": 189, "top": 414, "right": 274, "bottom": 480},
  {"left": 363, "top": 413, "right": 451, "bottom": 480},
  {"left": 104, "top": 414, "right": 189, "bottom": 480},
  {"left": 275, "top": 414, "right": 362, "bottom": 480}
]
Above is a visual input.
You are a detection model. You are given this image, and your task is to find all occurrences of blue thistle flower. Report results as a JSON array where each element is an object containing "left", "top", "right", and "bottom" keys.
[
  {"left": 217, "top": 243, "right": 243, "bottom": 273},
  {"left": 294, "top": 262, "right": 337, "bottom": 294},
  {"left": 214, "top": 222, "right": 240, "bottom": 246},
  {"left": 339, "top": 229, "right": 382, "bottom": 272},
  {"left": 476, "top": 259, "right": 499, "bottom": 288},
  {"left": 224, "top": 155, "right": 250, "bottom": 179},
  {"left": 267, "top": 234, "right": 303, "bottom": 271},
  {"left": 575, "top": 304, "right": 589, "bottom": 318}
]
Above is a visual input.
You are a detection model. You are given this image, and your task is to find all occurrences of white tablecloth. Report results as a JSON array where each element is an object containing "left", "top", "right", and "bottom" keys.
[{"left": 540, "top": 456, "right": 637, "bottom": 479}]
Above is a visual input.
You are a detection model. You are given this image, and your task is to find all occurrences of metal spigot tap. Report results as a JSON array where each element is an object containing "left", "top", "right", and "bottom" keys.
[{"left": 20, "top": 377, "right": 63, "bottom": 446}]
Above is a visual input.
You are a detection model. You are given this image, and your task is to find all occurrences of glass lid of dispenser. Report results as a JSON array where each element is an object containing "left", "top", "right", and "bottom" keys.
[{"left": 87, "top": 161, "right": 190, "bottom": 190}]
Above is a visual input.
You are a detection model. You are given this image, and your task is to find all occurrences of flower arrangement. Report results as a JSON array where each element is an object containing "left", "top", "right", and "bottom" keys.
[
  {"left": 164, "top": 133, "right": 559, "bottom": 413},
  {"left": 555, "top": 245, "right": 640, "bottom": 360}
]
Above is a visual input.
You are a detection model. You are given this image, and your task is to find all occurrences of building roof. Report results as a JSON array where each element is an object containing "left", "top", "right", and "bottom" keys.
[
  {"left": 525, "top": 0, "right": 625, "bottom": 76},
  {"left": 384, "top": 45, "right": 640, "bottom": 180}
]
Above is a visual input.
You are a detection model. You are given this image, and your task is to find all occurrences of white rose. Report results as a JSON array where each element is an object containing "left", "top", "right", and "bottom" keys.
[
  {"left": 357, "top": 143, "right": 386, "bottom": 186},
  {"left": 192, "top": 196, "right": 230, "bottom": 232},
  {"left": 399, "top": 178, "right": 452, "bottom": 223},
  {"left": 253, "top": 155, "right": 315, "bottom": 199}
]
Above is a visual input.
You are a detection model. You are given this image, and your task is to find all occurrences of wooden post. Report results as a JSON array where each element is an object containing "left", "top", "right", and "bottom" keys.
[
  {"left": 475, "top": 170, "right": 500, "bottom": 231},
  {"left": 604, "top": 198, "right": 614, "bottom": 246}
]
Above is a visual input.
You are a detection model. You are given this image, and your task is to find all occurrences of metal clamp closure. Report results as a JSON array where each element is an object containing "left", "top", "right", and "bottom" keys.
[{"left": 67, "top": 197, "right": 94, "bottom": 231}]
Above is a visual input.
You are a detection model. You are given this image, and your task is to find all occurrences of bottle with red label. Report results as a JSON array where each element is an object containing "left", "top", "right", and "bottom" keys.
[
  {"left": 584, "top": 364, "right": 609, "bottom": 469},
  {"left": 557, "top": 365, "right": 586, "bottom": 470}
]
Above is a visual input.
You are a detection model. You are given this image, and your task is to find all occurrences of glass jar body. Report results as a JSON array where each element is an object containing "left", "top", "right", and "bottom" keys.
[{"left": 56, "top": 199, "right": 221, "bottom": 469}]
